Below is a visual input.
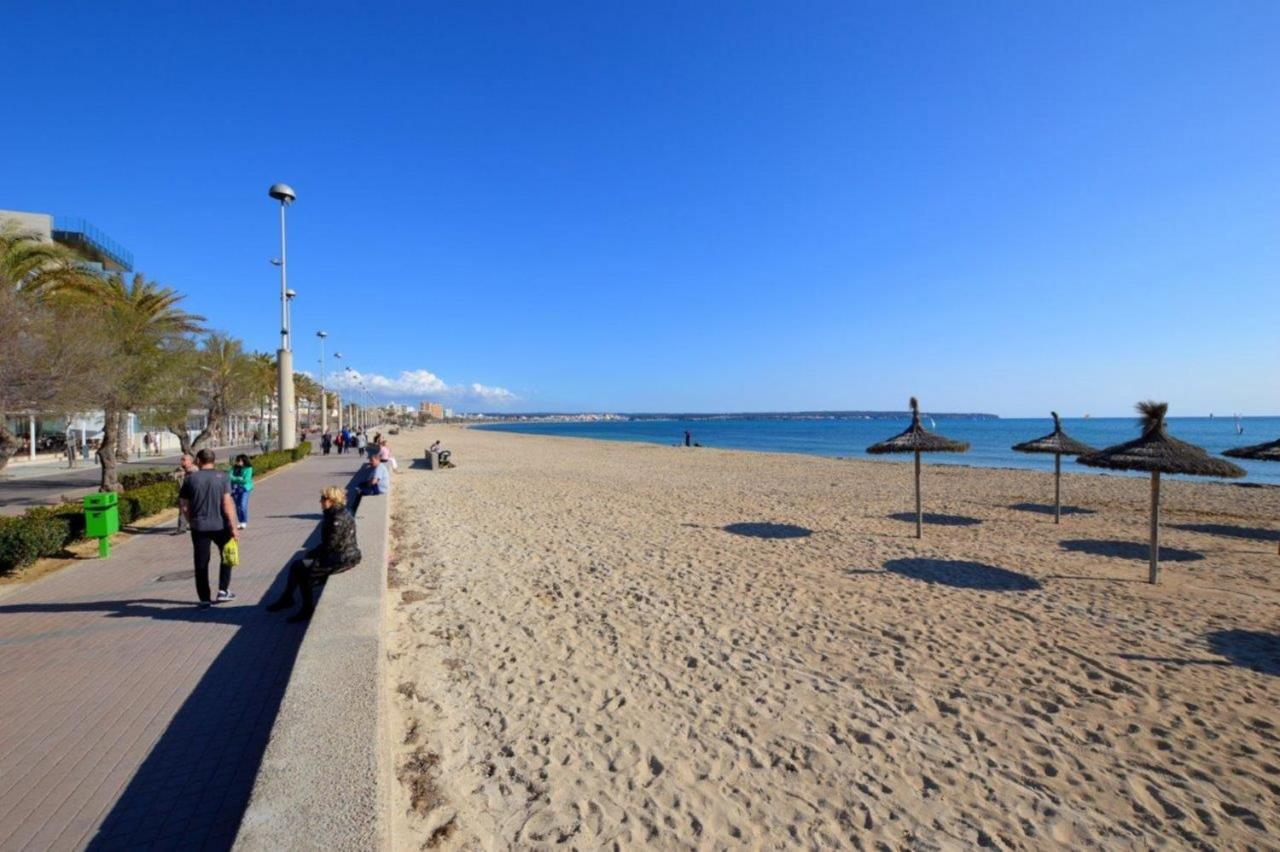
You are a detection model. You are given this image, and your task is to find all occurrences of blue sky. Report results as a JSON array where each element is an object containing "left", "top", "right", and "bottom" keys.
[{"left": 6, "top": 2, "right": 1278, "bottom": 415}]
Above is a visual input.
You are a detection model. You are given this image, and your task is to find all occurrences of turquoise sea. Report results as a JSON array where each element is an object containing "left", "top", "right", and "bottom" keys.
[{"left": 478, "top": 416, "right": 1280, "bottom": 486}]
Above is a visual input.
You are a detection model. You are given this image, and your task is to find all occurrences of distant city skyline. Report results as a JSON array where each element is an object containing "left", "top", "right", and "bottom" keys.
[{"left": 5, "top": 4, "right": 1277, "bottom": 417}]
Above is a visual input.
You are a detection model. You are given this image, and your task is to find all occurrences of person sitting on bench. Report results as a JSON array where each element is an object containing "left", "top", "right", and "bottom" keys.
[
  {"left": 266, "top": 486, "right": 362, "bottom": 622},
  {"left": 348, "top": 454, "right": 389, "bottom": 513}
]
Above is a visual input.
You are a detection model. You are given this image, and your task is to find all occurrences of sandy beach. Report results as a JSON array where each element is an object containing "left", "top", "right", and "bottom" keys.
[{"left": 383, "top": 425, "right": 1280, "bottom": 849}]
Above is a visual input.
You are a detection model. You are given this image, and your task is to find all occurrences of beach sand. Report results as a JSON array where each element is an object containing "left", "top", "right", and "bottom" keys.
[{"left": 383, "top": 425, "right": 1280, "bottom": 849}]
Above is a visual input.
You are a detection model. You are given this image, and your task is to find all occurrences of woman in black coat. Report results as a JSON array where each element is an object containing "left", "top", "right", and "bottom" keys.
[{"left": 266, "top": 485, "right": 362, "bottom": 622}]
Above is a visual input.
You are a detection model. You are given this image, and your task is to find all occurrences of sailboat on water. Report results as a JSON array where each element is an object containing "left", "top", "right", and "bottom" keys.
[{"left": 1235, "top": 414, "right": 1244, "bottom": 435}]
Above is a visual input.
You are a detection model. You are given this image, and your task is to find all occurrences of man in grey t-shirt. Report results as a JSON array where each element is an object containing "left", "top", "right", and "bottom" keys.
[{"left": 178, "top": 448, "right": 240, "bottom": 607}]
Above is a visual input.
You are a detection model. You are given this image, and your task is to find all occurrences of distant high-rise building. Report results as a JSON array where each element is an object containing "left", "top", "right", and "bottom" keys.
[{"left": 418, "top": 401, "right": 445, "bottom": 420}]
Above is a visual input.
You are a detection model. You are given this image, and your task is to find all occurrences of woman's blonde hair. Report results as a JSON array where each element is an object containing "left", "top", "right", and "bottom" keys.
[{"left": 321, "top": 485, "right": 347, "bottom": 507}]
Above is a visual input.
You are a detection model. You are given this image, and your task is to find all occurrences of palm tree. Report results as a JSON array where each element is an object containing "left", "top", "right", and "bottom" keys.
[
  {"left": 74, "top": 272, "right": 204, "bottom": 490},
  {"left": 0, "top": 222, "right": 93, "bottom": 299},
  {"left": 188, "top": 334, "right": 255, "bottom": 449},
  {"left": 0, "top": 224, "right": 99, "bottom": 469},
  {"left": 248, "top": 352, "right": 277, "bottom": 447}
]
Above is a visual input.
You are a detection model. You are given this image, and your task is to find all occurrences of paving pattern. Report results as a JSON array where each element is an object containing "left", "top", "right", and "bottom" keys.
[{"left": 0, "top": 451, "right": 366, "bottom": 851}]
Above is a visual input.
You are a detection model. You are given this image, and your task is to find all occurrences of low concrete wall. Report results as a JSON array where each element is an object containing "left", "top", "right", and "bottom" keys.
[{"left": 235, "top": 484, "right": 390, "bottom": 850}]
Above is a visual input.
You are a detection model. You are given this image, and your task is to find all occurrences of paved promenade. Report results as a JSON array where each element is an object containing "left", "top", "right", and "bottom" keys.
[{"left": 0, "top": 451, "right": 368, "bottom": 850}]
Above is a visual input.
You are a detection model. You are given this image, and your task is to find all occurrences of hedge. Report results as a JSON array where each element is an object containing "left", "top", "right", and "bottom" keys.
[
  {"left": 119, "top": 469, "right": 173, "bottom": 490},
  {"left": 0, "top": 445, "right": 311, "bottom": 576}
]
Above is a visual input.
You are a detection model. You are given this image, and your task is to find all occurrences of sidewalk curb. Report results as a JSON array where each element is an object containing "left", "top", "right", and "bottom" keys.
[{"left": 235, "top": 464, "right": 391, "bottom": 849}]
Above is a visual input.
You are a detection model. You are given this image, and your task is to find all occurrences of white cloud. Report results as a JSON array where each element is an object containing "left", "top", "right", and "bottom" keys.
[{"left": 321, "top": 367, "right": 518, "bottom": 408}]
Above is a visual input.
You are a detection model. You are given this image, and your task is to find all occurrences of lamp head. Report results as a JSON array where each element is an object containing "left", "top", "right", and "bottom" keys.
[
  {"left": 268, "top": 183, "right": 297, "bottom": 204},
  {"left": 286, "top": 289, "right": 297, "bottom": 299},
  {"left": 316, "top": 330, "right": 328, "bottom": 339}
]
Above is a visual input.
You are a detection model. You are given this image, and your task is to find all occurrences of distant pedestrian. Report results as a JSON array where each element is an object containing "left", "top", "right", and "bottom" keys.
[
  {"left": 178, "top": 448, "right": 239, "bottom": 607},
  {"left": 172, "top": 453, "right": 197, "bottom": 535},
  {"left": 684, "top": 430, "right": 692, "bottom": 447},
  {"left": 143, "top": 432, "right": 153, "bottom": 456},
  {"left": 266, "top": 485, "right": 361, "bottom": 622},
  {"left": 229, "top": 453, "right": 254, "bottom": 529},
  {"left": 321, "top": 431, "right": 332, "bottom": 455}
]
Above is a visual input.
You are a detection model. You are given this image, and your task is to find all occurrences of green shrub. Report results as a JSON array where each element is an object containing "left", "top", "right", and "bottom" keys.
[
  {"left": 24, "top": 504, "right": 87, "bottom": 547},
  {"left": 122, "top": 481, "right": 179, "bottom": 520},
  {"left": 0, "top": 515, "right": 69, "bottom": 575},
  {"left": 292, "top": 441, "right": 312, "bottom": 461},
  {"left": 119, "top": 469, "right": 172, "bottom": 490},
  {"left": 250, "top": 449, "right": 295, "bottom": 474}
]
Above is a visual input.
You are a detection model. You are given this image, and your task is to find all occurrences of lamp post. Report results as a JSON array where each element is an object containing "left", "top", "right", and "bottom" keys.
[
  {"left": 334, "top": 352, "right": 344, "bottom": 431},
  {"left": 316, "top": 331, "right": 328, "bottom": 433},
  {"left": 268, "top": 182, "right": 298, "bottom": 451}
]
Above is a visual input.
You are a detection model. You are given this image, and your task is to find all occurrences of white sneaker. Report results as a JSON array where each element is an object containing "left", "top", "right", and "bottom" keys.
[
  {"left": 216, "top": 590, "right": 237, "bottom": 603},
  {"left": 238, "top": 523, "right": 246, "bottom": 529}
]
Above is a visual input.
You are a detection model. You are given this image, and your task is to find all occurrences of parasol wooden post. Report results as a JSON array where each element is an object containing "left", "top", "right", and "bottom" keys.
[
  {"left": 1149, "top": 471, "right": 1161, "bottom": 584},
  {"left": 914, "top": 451, "right": 922, "bottom": 539},
  {"left": 1054, "top": 454, "right": 1062, "bottom": 524}
]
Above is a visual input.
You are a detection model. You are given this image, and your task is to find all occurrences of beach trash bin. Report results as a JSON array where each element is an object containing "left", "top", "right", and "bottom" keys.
[
  {"left": 84, "top": 491, "right": 119, "bottom": 558},
  {"left": 425, "top": 450, "right": 438, "bottom": 470}
]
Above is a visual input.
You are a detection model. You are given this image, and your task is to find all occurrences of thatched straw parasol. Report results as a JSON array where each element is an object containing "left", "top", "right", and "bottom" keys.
[
  {"left": 1223, "top": 438, "right": 1280, "bottom": 554},
  {"left": 1077, "top": 401, "right": 1244, "bottom": 583},
  {"left": 1224, "top": 438, "right": 1280, "bottom": 462},
  {"left": 1012, "top": 411, "right": 1096, "bottom": 524},
  {"left": 867, "top": 397, "right": 969, "bottom": 538}
]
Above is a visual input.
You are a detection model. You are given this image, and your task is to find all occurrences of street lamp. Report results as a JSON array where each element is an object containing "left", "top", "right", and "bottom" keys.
[
  {"left": 334, "top": 352, "right": 344, "bottom": 431},
  {"left": 268, "top": 182, "right": 298, "bottom": 450},
  {"left": 316, "top": 331, "right": 329, "bottom": 433}
]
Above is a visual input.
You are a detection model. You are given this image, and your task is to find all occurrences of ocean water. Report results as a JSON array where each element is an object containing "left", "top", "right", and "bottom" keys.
[{"left": 478, "top": 416, "right": 1280, "bottom": 486}]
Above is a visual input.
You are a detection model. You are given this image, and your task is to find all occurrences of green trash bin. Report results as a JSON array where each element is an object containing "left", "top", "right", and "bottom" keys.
[{"left": 84, "top": 491, "right": 120, "bottom": 557}]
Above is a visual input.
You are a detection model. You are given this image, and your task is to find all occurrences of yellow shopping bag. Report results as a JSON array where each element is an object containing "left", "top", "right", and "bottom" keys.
[{"left": 221, "top": 538, "right": 240, "bottom": 568}]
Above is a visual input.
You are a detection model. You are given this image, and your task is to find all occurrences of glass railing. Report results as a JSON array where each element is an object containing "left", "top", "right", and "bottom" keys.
[{"left": 52, "top": 216, "right": 134, "bottom": 271}]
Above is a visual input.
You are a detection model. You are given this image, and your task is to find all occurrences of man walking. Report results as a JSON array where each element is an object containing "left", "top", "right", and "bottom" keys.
[
  {"left": 172, "top": 453, "right": 197, "bottom": 535},
  {"left": 178, "top": 448, "right": 240, "bottom": 608}
]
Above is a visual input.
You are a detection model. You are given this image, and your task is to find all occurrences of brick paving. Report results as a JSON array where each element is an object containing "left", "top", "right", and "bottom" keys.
[{"left": 0, "top": 451, "right": 369, "bottom": 851}]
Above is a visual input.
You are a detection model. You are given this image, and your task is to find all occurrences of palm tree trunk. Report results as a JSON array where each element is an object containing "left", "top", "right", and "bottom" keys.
[
  {"left": 99, "top": 408, "right": 121, "bottom": 491},
  {"left": 0, "top": 419, "right": 19, "bottom": 472}
]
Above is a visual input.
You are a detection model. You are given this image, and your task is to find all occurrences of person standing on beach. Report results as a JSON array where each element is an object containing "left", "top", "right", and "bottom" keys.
[
  {"left": 684, "top": 430, "right": 692, "bottom": 447},
  {"left": 178, "top": 448, "right": 240, "bottom": 608}
]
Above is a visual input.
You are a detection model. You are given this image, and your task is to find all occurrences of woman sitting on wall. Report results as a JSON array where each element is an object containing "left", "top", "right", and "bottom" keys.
[{"left": 266, "top": 485, "right": 362, "bottom": 622}]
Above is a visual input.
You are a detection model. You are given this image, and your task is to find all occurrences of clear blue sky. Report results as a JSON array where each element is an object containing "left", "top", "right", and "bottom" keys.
[{"left": 7, "top": 2, "right": 1278, "bottom": 415}]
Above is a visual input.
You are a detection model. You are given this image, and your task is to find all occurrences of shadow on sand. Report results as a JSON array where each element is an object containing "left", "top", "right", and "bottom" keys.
[
  {"left": 1119, "top": 631, "right": 1280, "bottom": 676},
  {"left": 1169, "top": 523, "right": 1280, "bottom": 543},
  {"left": 1059, "top": 539, "right": 1204, "bottom": 563},
  {"left": 887, "top": 512, "right": 981, "bottom": 527},
  {"left": 1206, "top": 630, "right": 1280, "bottom": 676},
  {"left": 722, "top": 522, "right": 813, "bottom": 540},
  {"left": 1008, "top": 502, "right": 1096, "bottom": 517},
  {"left": 882, "top": 558, "right": 1042, "bottom": 591}
]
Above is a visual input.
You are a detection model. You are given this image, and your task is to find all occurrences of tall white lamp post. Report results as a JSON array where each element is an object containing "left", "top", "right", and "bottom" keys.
[
  {"left": 334, "top": 352, "right": 344, "bottom": 431},
  {"left": 268, "top": 182, "right": 297, "bottom": 450},
  {"left": 316, "top": 331, "right": 329, "bottom": 433}
]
